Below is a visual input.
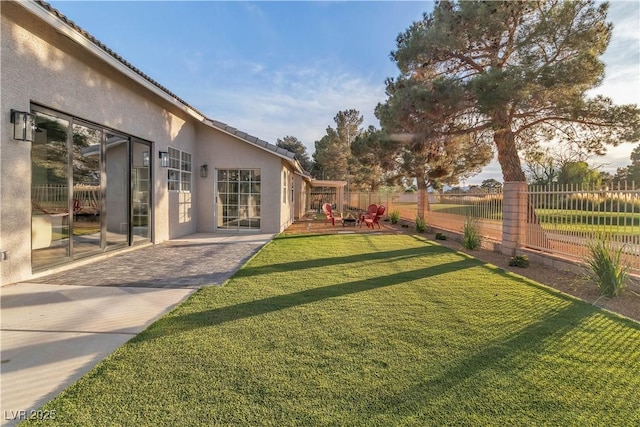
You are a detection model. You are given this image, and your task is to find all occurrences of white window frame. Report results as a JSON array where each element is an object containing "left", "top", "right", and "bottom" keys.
[
  {"left": 167, "top": 146, "right": 191, "bottom": 192},
  {"left": 282, "top": 170, "right": 287, "bottom": 204},
  {"left": 290, "top": 174, "right": 294, "bottom": 204}
]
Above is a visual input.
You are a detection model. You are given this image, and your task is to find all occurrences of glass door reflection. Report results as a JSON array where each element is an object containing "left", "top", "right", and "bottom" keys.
[
  {"left": 31, "top": 106, "right": 152, "bottom": 270},
  {"left": 105, "top": 132, "right": 129, "bottom": 248},
  {"left": 71, "top": 123, "right": 102, "bottom": 257},
  {"left": 31, "top": 112, "right": 71, "bottom": 268},
  {"left": 132, "top": 139, "right": 150, "bottom": 242}
]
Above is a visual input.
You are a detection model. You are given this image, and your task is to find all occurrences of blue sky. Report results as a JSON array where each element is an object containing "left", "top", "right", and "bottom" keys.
[{"left": 49, "top": 1, "right": 639, "bottom": 184}]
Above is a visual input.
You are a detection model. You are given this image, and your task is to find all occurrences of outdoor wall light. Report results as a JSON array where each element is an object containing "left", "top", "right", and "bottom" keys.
[
  {"left": 10, "top": 109, "right": 36, "bottom": 142},
  {"left": 159, "top": 151, "right": 169, "bottom": 168},
  {"left": 143, "top": 151, "right": 150, "bottom": 167},
  {"left": 200, "top": 164, "right": 208, "bottom": 178}
]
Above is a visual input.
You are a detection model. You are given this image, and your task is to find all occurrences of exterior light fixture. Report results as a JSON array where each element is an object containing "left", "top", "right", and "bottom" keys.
[
  {"left": 200, "top": 164, "right": 208, "bottom": 178},
  {"left": 143, "top": 151, "right": 150, "bottom": 167},
  {"left": 159, "top": 151, "right": 169, "bottom": 167},
  {"left": 10, "top": 109, "right": 36, "bottom": 142}
]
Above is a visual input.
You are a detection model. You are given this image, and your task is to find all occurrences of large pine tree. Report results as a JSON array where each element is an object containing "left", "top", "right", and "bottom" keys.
[
  {"left": 312, "top": 109, "right": 363, "bottom": 181},
  {"left": 382, "top": 0, "right": 640, "bottom": 182}
]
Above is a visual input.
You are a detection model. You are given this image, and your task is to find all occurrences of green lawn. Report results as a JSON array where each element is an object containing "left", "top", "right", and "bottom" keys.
[
  {"left": 29, "top": 234, "right": 640, "bottom": 426},
  {"left": 430, "top": 202, "right": 503, "bottom": 220},
  {"left": 535, "top": 209, "right": 640, "bottom": 237},
  {"left": 427, "top": 203, "right": 640, "bottom": 235}
]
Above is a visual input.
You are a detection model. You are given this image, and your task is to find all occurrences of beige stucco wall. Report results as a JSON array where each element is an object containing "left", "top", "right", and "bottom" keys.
[
  {"left": 0, "top": 3, "right": 197, "bottom": 284},
  {"left": 195, "top": 127, "right": 289, "bottom": 234},
  {"left": 293, "top": 174, "right": 311, "bottom": 219},
  {"left": 282, "top": 164, "right": 302, "bottom": 230},
  {"left": 1, "top": 2, "right": 301, "bottom": 285}
]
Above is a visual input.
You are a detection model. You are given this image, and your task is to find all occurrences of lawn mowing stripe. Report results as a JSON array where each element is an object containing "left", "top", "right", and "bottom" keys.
[{"left": 27, "top": 234, "right": 640, "bottom": 426}]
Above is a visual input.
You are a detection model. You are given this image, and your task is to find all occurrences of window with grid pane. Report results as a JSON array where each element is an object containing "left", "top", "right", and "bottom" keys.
[
  {"left": 167, "top": 147, "right": 191, "bottom": 192},
  {"left": 181, "top": 152, "right": 191, "bottom": 192},
  {"left": 217, "top": 168, "right": 261, "bottom": 229},
  {"left": 282, "top": 170, "right": 287, "bottom": 204}
]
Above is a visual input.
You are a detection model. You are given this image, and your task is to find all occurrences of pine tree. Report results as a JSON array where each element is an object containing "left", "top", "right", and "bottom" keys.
[{"left": 382, "top": 0, "right": 640, "bottom": 182}]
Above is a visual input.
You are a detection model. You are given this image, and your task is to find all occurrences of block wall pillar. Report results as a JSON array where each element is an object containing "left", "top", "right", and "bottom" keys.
[{"left": 501, "top": 181, "right": 527, "bottom": 256}]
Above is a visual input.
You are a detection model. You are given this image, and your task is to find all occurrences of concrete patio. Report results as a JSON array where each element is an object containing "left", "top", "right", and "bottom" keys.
[{"left": 0, "top": 232, "right": 273, "bottom": 426}]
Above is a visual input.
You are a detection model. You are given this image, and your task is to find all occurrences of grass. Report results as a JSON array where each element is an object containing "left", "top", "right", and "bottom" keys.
[
  {"left": 396, "top": 201, "right": 639, "bottom": 236},
  {"left": 584, "top": 237, "right": 630, "bottom": 297},
  {"left": 456, "top": 204, "right": 639, "bottom": 237},
  {"left": 28, "top": 234, "right": 640, "bottom": 426},
  {"left": 462, "top": 217, "right": 481, "bottom": 250},
  {"left": 540, "top": 221, "right": 640, "bottom": 238},
  {"left": 534, "top": 209, "right": 640, "bottom": 226}
]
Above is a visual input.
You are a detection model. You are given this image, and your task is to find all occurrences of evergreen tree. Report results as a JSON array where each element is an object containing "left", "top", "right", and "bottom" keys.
[
  {"left": 557, "top": 161, "right": 601, "bottom": 187},
  {"left": 384, "top": 0, "right": 640, "bottom": 182},
  {"left": 276, "top": 135, "right": 312, "bottom": 172},
  {"left": 312, "top": 109, "right": 363, "bottom": 183},
  {"left": 613, "top": 144, "right": 640, "bottom": 186},
  {"left": 480, "top": 179, "right": 503, "bottom": 192}
]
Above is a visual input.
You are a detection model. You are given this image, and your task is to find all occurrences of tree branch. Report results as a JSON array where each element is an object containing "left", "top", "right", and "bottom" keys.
[{"left": 514, "top": 115, "right": 620, "bottom": 136}]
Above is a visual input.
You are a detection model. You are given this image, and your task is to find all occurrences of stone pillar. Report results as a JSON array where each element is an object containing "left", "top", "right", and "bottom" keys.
[{"left": 501, "top": 181, "right": 527, "bottom": 256}]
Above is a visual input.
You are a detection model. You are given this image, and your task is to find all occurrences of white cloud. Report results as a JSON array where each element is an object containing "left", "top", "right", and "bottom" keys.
[
  {"left": 605, "top": 1, "right": 640, "bottom": 42},
  {"left": 190, "top": 2, "right": 638, "bottom": 183},
  {"left": 196, "top": 65, "right": 386, "bottom": 151},
  {"left": 591, "top": 2, "right": 640, "bottom": 106}
]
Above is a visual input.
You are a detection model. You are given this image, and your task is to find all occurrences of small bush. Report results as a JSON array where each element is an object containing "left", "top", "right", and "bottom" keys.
[
  {"left": 509, "top": 255, "right": 529, "bottom": 268},
  {"left": 435, "top": 232, "right": 447, "bottom": 240},
  {"left": 389, "top": 210, "right": 400, "bottom": 224},
  {"left": 415, "top": 216, "right": 427, "bottom": 233},
  {"left": 583, "top": 237, "right": 629, "bottom": 297},
  {"left": 462, "top": 217, "right": 481, "bottom": 250}
]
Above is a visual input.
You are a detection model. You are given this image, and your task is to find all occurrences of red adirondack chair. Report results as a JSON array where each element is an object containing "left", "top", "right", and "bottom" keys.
[
  {"left": 364, "top": 205, "right": 385, "bottom": 229},
  {"left": 359, "top": 204, "right": 378, "bottom": 227},
  {"left": 322, "top": 203, "right": 335, "bottom": 226}
]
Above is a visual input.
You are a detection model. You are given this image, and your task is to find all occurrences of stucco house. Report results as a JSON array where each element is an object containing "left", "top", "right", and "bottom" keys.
[{"left": 0, "top": 0, "right": 312, "bottom": 286}]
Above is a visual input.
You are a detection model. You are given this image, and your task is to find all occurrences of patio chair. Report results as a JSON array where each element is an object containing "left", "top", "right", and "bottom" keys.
[
  {"left": 322, "top": 203, "right": 335, "bottom": 226},
  {"left": 363, "top": 205, "right": 385, "bottom": 229},
  {"left": 359, "top": 204, "right": 378, "bottom": 227}
]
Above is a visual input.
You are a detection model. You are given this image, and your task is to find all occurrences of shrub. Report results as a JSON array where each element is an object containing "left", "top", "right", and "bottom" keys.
[
  {"left": 389, "top": 210, "right": 400, "bottom": 224},
  {"left": 415, "top": 216, "right": 427, "bottom": 233},
  {"left": 509, "top": 255, "right": 529, "bottom": 268},
  {"left": 435, "top": 232, "right": 447, "bottom": 240},
  {"left": 583, "top": 237, "right": 629, "bottom": 298},
  {"left": 462, "top": 217, "right": 481, "bottom": 250}
]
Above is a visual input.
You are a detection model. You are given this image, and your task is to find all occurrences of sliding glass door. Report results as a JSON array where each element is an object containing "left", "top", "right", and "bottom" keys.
[
  {"left": 31, "top": 112, "right": 71, "bottom": 267},
  {"left": 105, "top": 132, "right": 129, "bottom": 249},
  {"left": 31, "top": 106, "right": 151, "bottom": 270},
  {"left": 132, "top": 139, "right": 151, "bottom": 242},
  {"left": 71, "top": 122, "right": 102, "bottom": 257}
]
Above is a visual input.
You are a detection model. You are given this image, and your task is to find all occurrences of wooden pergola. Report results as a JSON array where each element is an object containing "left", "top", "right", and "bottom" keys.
[{"left": 309, "top": 180, "right": 347, "bottom": 212}]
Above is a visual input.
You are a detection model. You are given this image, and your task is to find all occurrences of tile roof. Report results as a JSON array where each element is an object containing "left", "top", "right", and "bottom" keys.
[{"left": 32, "top": 0, "right": 297, "bottom": 163}]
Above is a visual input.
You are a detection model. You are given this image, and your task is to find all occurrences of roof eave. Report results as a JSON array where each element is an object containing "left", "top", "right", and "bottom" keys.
[
  {"left": 20, "top": 0, "right": 301, "bottom": 169},
  {"left": 20, "top": 1, "right": 206, "bottom": 123},
  {"left": 201, "top": 118, "right": 299, "bottom": 165}
]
